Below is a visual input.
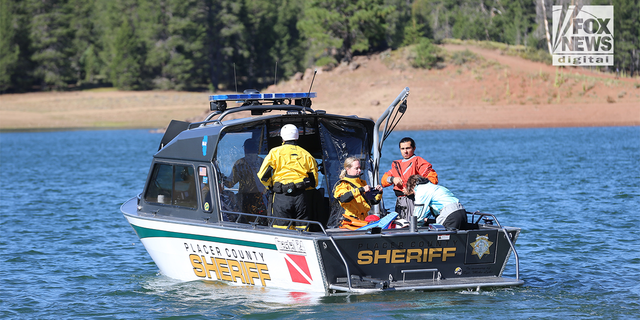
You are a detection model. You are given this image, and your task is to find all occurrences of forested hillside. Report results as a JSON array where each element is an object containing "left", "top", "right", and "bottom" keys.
[{"left": 1, "top": 0, "right": 638, "bottom": 93}]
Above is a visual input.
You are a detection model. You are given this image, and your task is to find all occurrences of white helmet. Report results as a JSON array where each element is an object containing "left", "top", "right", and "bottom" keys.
[{"left": 280, "top": 124, "right": 299, "bottom": 141}]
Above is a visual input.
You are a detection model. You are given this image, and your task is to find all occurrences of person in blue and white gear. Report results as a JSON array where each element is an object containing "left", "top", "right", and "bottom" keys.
[
  {"left": 257, "top": 124, "right": 318, "bottom": 222},
  {"left": 406, "top": 174, "right": 477, "bottom": 230}
]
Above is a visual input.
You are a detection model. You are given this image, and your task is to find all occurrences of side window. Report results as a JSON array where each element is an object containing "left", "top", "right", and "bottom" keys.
[
  {"left": 173, "top": 165, "right": 197, "bottom": 208},
  {"left": 145, "top": 164, "right": 173, "bottom": 204},
  {"left": 216, "top": 131, "right": 267, "bottom": 215},
  {"left": 145, "top": 163, "right": 197, "bottom": 209},
  {"left": 198, "top": 166, "right": 212, "bottom": 212}
]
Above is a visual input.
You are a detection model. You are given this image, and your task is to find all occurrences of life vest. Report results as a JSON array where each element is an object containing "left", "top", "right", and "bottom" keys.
[
  {"left": 333, "top": 176, "right": 381, "bottom": 221},
  {"left": 381, "top": 155, "right": 438, "bottom": 193},
  {"left": 339, "top": 213, "right": 369, "bottom": 230}
]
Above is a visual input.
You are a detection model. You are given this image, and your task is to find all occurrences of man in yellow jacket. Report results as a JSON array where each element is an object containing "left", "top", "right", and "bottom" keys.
[{"left": 257, "top": 124, "right": 318, "bottom": 221}]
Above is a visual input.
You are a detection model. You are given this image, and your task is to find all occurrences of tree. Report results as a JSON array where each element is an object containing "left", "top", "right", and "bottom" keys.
[
  {"left": 200, "top": 0, "right": 247, "bottom": 91},
  {"left": 401, "top": 0, "right": 434, "bottom": 47},
  {"left": 27, "top": 0, "right": 75, "bottom": 90},
  {"left": 383, "top": 0, "right": 414, "bottom": 48},
  {"left": 236, "top": 0, "right": 278, "bottom": 88},
  {"left": 136, "top": 0, "right": 208, "bottom": 90},
  {"left": 612, "top": 0, "right": 639, "bottom": 76},
  {"left": 298, "top": 0, "right": 395, "bottom": 64},
  {"left": 271, "top": 0, "right": 306, "bottom": 82},
  {"left": 416, "top": 0, "right": 459, "bottom": 40},
  {"left": 110, "top": 18, "right": 144, "bottom": 89},
  {"left": 410, "top": 37, "right": 440, "bottom": 69},
  {"left": 0, "top": 0, "right": 20, "bottom": 92},
  {"left": 539, "top": 0, "right": 552, "bottom": 54},
  {"left": 68, "top": 0, "right": 103, "bottom": 86}
]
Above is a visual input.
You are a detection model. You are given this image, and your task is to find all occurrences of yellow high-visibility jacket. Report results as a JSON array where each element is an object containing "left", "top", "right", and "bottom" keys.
[
  {"left": 257, "top": 142, "right": 318, "bottom": 189},
  {"left": 333, "top": 175, "right": 382, "bottom": 221}
]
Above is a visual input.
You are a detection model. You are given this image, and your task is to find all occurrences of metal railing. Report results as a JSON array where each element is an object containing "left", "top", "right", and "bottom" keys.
[
  {"left": 469, "top": 211, "right": 520, "bottom": 280},
  {"left": 220, "top": 210, "right": 354, "bottom": 290},
  {"left": 371, "top": 87, "right": 409, "bottom": 214},
  {"left": 221, "top": 210, "right": 326, "bottom": 233}
]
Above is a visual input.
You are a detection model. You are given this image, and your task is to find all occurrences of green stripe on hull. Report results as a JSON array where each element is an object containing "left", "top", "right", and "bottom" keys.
[{"left": 131, "top": 224, "right": 277, "bottom": 250}]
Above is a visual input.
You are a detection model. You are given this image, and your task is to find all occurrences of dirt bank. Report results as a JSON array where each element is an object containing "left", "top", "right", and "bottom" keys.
[{"left": 1, "top": 43, "right": 639, "bottom": 131}]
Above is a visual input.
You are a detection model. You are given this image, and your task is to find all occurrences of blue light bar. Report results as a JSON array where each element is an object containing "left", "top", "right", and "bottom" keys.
[{"left": 209, "top": 92, "right": 317, "bottom": 101}]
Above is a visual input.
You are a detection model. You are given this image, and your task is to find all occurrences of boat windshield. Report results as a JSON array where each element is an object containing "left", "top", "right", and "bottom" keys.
[
  {"left": 215, "top": 128, "right": 269, "bottom": 215},
  {"left": 214, "top": 118, "right": 372, "bottom": 227}
]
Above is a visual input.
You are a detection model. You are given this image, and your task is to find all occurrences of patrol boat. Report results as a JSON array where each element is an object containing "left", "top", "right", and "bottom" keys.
[{"left": 121, "top": 87, "right": 523, "bottom": 294}]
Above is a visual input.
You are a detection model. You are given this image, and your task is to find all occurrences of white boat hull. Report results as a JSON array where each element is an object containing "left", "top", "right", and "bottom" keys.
[{"left": 124, "top": 208, "right": 328, "bottom": 293}]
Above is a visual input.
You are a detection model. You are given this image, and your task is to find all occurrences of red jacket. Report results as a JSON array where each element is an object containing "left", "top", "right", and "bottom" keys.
[{"left": 381, "top": 155, "right": 438, "bottom": 194}]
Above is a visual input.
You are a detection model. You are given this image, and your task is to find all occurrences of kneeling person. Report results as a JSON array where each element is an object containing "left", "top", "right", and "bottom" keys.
[{"left": 406, "top": 175, "right": 476, "bottom": 230}]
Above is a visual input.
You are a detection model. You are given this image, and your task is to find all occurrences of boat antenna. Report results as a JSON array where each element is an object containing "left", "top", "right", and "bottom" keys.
[
  {"left": 304, "top": 69, "right": 317, "bottom": 114},
  {"left": 234, "top": 63, "right": 238, "bottom": 93},
  {"left": 274, "top": 61, "right": 278, "bottom": 87}
]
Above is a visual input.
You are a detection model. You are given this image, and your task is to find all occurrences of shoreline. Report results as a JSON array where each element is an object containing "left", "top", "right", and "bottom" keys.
[
  {"left": 1, "top": 90, "right": 638, "bottom": 132},
  {"left": 2, "top": 44, "right": 639, "bottom": 132},
  {"left": 1, "top": 118, "right": 637, "bottom": 133}
]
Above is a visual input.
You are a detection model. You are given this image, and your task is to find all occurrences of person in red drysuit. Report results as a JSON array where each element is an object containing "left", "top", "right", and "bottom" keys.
[{"left": 381, "top": 137, "right": 438, "bottom": 220}]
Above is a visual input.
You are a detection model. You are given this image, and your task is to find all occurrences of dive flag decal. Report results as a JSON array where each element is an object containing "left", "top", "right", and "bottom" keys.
[{"left": 284, "top": 254, "right": 312, "bottom": 284}]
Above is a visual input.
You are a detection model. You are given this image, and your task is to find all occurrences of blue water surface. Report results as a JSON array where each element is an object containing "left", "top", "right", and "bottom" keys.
[{"left": 1, "top": 127, "right": 639, "bottom": 319}]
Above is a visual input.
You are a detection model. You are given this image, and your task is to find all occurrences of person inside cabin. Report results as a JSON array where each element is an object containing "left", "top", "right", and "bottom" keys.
[
  {"left": 381, "top": 137, "right": 438, "bottom": 221},
  {"left": 174, "top": 166, "right": 197, "bottom": 208},
  {"left": 333, "top": 157, "right": 383, "bottom": 230},
  {"left": 224, "top": 138, "right": 266, "bottom": 215},
  {"left": 257, "top": 124, "right": 318, "bottom": 222},
  {"left": 406, "top": 174, "right": 477, "bottom": 230}
]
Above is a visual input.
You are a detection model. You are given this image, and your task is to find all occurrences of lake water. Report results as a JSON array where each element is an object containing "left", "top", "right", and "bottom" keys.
[{"left": 1, "top": 126, "right": 639, "bottom": 319}]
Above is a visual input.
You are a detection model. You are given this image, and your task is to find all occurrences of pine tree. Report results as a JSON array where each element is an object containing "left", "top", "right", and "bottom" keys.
[
  {"left": 0, "top": 0, "right": 20, "bottom": 92},
  {"left": 201, "top": 0, "right": 246, "bottom": 91},
  {"left": 385, "top": 0, "right": 414, "bottom": 48},
  {"left": 612, "top": 0, "right": 640, "bottom": 76},
  {"left": 27, "top": 0, "right": 75, "bottom": 90},
  {"left": 68, "top": 0, "right": 103, "bottom": 86},
  {"left": 161, "top": 0, "right": 208, "bottom": 90},
  {"left": 298, "top": 0, "right": 395, "bottom": 64},
  {"left": 271, "top": 0, "right": 305, "bottom": 81},
  {"left": 110, "top": 18, "right": 144, "bottom": 89}
]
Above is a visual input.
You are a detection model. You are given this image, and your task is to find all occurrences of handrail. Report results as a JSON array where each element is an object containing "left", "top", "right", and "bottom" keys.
[
  {"left": 371, "top": 87, "right": 410, "bottom": 214},
  {"left": 401, "top": 268, "right": 441, "bottom": 282},
  {"left": 220, "top": 210, "right": 353, "bottom": 290},
  {"left": 189, "top": 105, "right": 315, "bottom": 129},
  {"left": 328, "top": 236, "right": 353, "bottom": 291},
  {"left": 469, "top": 211, "right": 520, "bottom": 280},
  {"left": 215, "top": 104, "right": 312, "bottom": 121},
  {"left": 220, "top": 210, "right": 327, "bottom": 234}
]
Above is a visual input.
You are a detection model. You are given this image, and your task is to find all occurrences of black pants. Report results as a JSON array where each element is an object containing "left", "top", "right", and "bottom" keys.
[
  {"left": 442, "top": 209, "right": 478, "bottom": 230},
  {"left": 272, "top": 190, "right": 311, "bottom": 221}
]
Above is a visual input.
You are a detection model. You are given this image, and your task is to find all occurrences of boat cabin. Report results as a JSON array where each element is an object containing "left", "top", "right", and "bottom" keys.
[{"left": 138, "top": 92, "right": 376, "bottom": 229}]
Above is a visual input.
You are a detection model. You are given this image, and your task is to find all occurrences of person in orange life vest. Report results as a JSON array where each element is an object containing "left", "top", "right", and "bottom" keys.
[
  {"left": 381, "top": 137, "right": 438, "bottom": 220},
  {"left": 333, "top": 157, "right": 383, "bottom": 229}
]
